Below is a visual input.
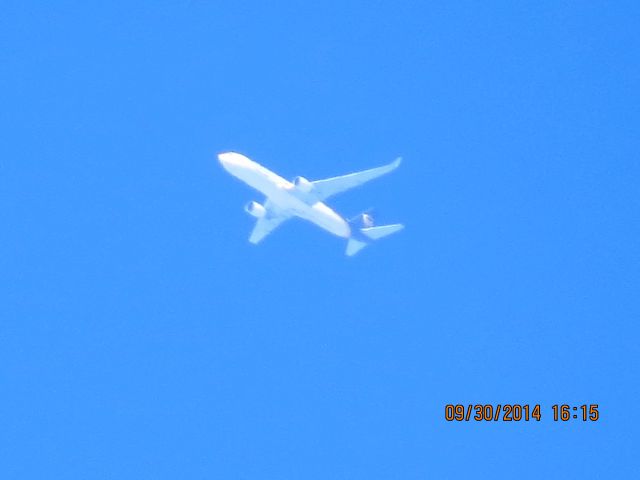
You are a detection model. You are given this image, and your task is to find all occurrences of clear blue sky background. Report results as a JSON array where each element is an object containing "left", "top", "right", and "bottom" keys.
[{"left": 1, "top": 1, "right": 639, "bottom": 478}]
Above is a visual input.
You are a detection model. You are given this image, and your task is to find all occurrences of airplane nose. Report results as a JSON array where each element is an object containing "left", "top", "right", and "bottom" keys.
[
  {"left": 217, "top": 152, "right": 234, "bottom": 165},
  {"left": 218, "top": 151, "right": 249, "bottom": 167},
  {"left": 217, "top": 152, "right": 240, "bottom": 173},
  {"left": 218, "top": 152, "right": 252, "bottom": 174}
]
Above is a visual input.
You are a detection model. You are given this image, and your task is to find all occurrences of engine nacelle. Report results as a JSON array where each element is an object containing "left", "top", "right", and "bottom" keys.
[
  {"left": 293, "top": 176, "right": 313, "bottom": 193},
  {"left": 245, "top": 201, "right": 266, "bottom": 218},
  {"left": 361, "top": 213, "right": 374, "bottom": 228}
]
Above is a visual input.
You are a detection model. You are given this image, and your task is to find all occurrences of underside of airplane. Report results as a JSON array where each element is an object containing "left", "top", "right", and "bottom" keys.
[{"left": 218, "top": 152, "right": 404, "bottom": 256}]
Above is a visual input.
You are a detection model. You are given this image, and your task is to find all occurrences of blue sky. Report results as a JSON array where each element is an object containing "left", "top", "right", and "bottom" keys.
[{"left": 1, "top": 1, "right": 639, "bottom": 478}]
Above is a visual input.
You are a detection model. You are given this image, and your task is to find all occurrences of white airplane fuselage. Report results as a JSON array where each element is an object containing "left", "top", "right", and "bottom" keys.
[{"left": 218, "top": 153, "right": 351, "bottom": 238}]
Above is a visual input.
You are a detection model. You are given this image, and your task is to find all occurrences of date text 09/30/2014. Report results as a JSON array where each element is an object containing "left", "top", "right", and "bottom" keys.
[{"left": 444, "top": 404, "right": 600, "bottom": 422}]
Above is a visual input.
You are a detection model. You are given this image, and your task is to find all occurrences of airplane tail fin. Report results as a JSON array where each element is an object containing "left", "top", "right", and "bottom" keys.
[{"left": 345, "top": 218, "right": 404, "bottom": 256}]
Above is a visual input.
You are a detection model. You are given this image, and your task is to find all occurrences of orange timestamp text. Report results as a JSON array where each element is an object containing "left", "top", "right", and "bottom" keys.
[{"left": 445, "top": 404, "right": 600, "bottom": 422}]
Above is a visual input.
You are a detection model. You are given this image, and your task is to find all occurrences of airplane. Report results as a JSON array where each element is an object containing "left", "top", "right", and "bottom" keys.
[{"left": 217, "top": 152, "right": 404, "bottom": 256}]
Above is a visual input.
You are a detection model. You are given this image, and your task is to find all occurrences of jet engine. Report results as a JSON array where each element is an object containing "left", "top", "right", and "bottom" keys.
[
  {"left": 245, "top": 201, "right": 266, "bottom": 218},
  {"left": 293, "top": 176, "right": 313, "bottom": 193}
]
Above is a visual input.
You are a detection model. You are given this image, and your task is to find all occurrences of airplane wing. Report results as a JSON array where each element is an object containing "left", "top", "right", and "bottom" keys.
[
  {"left": 311, "top": 157, "right": 401, "bottom": 201},
  {"left": 248, "top": 200, "right": 292, "bottom": 244}
]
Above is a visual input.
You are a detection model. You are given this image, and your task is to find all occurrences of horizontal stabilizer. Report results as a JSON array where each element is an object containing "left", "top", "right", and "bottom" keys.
[
  {"left": 361, "top": 224, "right": 404, "bottom": 240},
  {"left": 346, "top": 238, "right": 368, "bottom": 256},
  {"left": 345, "top": 223, "right": 404, "bottom": 256}
]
